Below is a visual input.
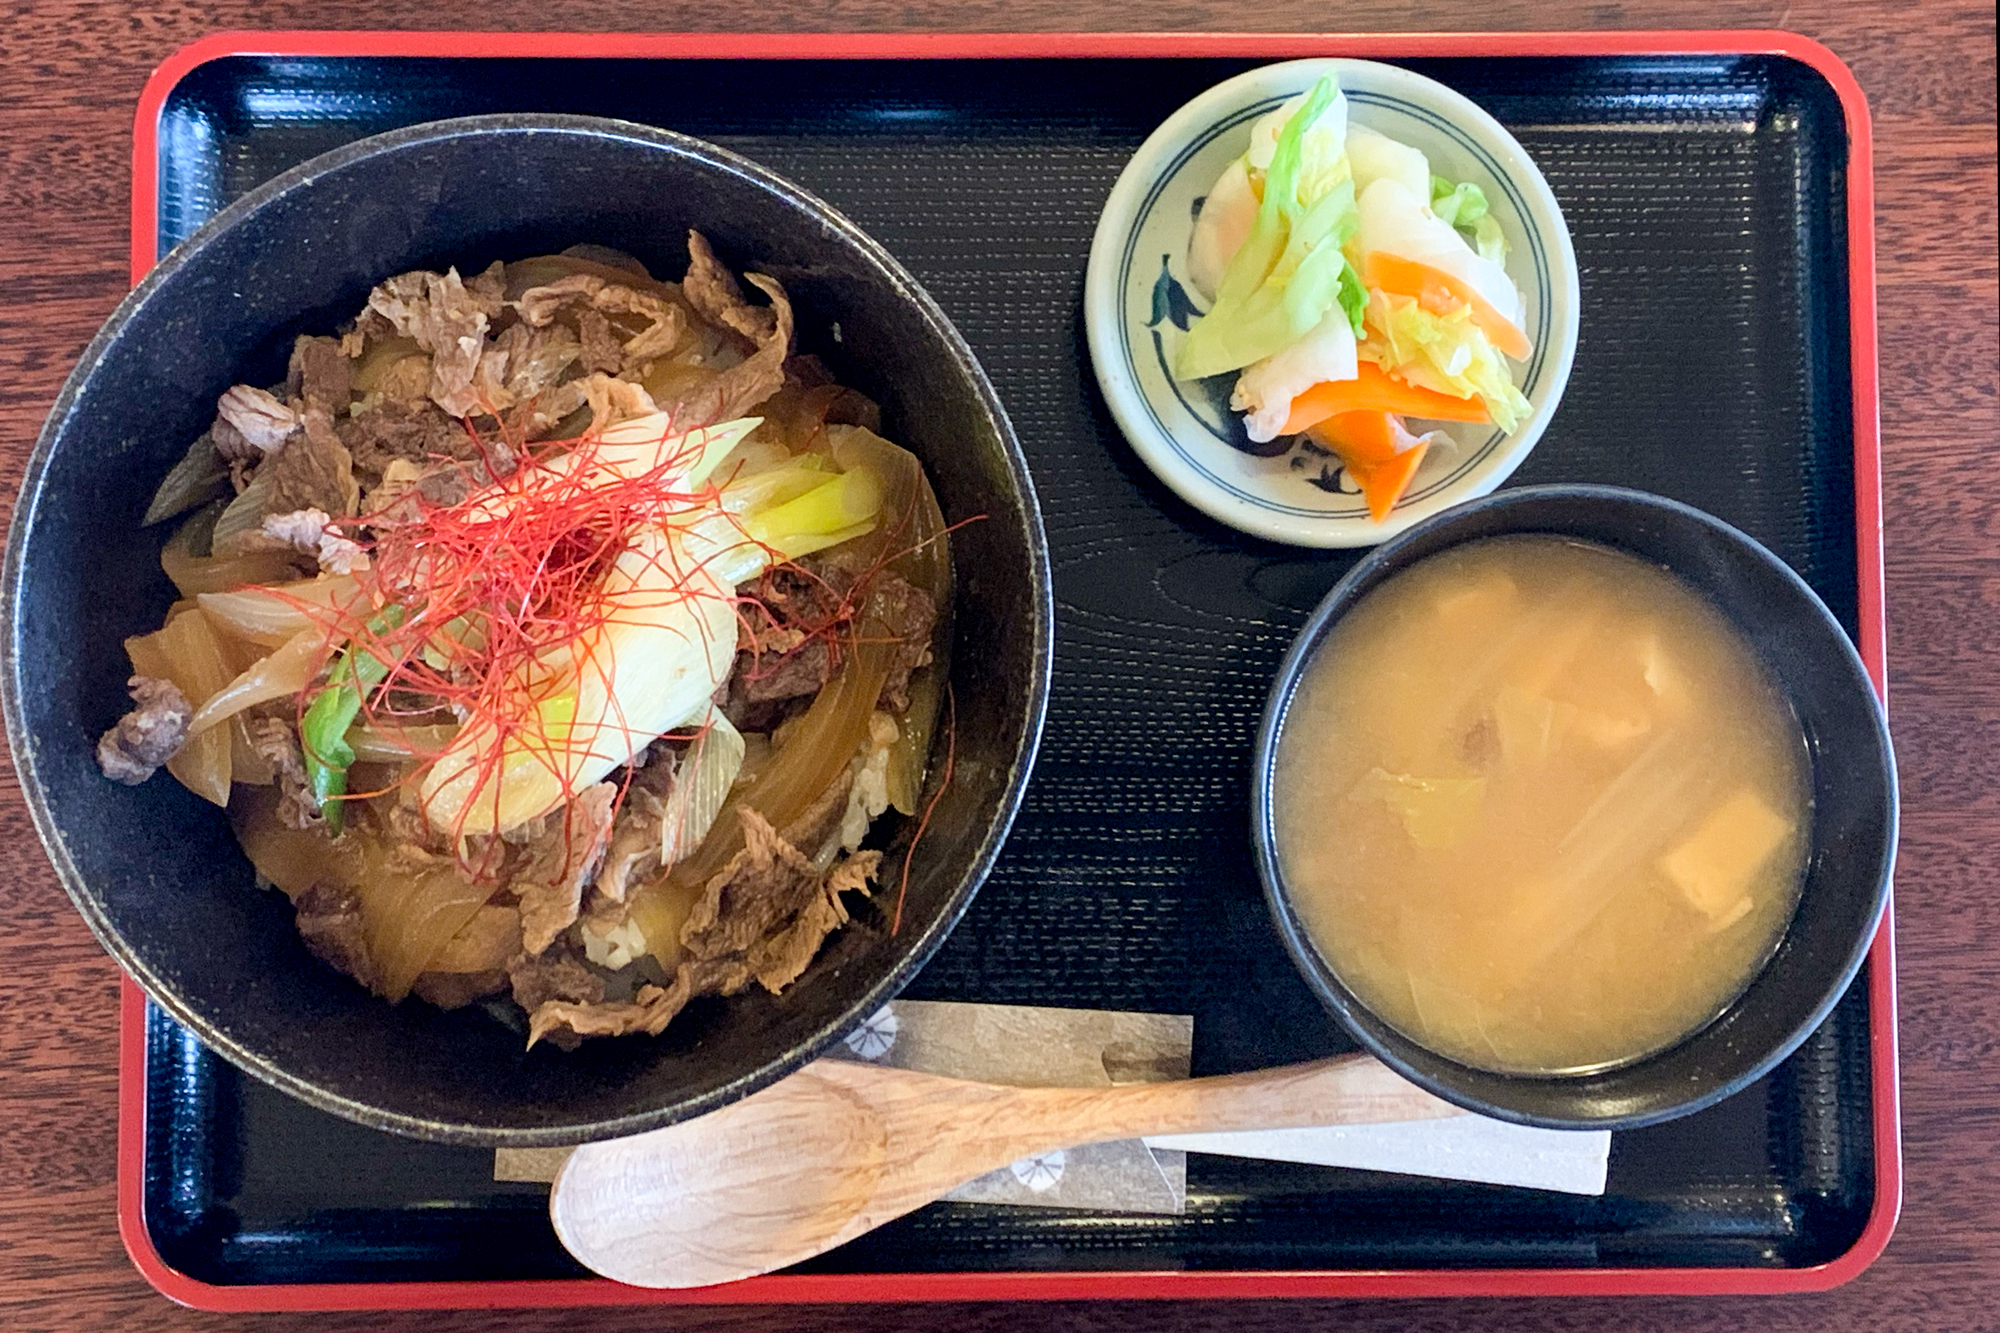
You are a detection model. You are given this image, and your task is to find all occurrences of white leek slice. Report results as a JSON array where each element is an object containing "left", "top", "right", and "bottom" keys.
[
  {"left": 460, "top": 415, "right": 762, "bottom": 526},
  {"left": 657, "top": 709, "right": 747, "bottom": 870},
  {"left": 416, "top": 525, "right": 738, "bottom": 836}
]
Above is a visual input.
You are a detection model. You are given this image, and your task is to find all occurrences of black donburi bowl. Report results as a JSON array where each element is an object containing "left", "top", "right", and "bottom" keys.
[
  {"left": 2, "top": 116, "right": 1052, "bottom": 1146},
  {"left": 1252, "top": 485, "right": 1895, "bottom": 1130}
]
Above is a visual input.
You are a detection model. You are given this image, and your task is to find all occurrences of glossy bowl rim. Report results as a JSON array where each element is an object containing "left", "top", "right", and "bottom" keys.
[
  {"left": 1, "top": 112, "right": 1055, "bottom": 1145},
  {"left": 1250, "top": 483, "right": 1897, "bottom": 1130}
]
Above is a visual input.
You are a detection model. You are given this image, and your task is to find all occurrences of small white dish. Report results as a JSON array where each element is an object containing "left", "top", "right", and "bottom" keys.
[{"left": 1084, "top": 59, "right": 1580, "bottom": 548}]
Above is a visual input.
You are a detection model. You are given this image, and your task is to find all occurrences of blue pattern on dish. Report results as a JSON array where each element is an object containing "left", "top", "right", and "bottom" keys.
[{"left": 1144, "top": 256, "right": 1275, "bottom": 456}]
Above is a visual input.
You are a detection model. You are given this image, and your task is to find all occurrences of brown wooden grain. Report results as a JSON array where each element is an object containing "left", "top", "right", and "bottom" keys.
[
  {"left": 552, "top": 1055, "right": 1459, "bottom": 1287},
  {"left": 0, "top": 2, "right": 1991, "bottom": 1330}
]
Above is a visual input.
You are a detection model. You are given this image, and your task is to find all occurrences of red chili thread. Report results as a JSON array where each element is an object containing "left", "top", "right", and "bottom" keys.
[
  {"left": 291, "top": 414, "right": 766, "bottom": 845},
  {"left": 735, "top": 504, "right": 987, "bottom": 691},
  {"left": 259, "top": 412, "right": 974, "bottom": 887}
]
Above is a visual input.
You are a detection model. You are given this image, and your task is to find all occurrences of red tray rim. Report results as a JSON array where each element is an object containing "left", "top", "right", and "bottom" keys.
[{"left": 116, "top": 27, "right": 1897, "bottom": 1312}]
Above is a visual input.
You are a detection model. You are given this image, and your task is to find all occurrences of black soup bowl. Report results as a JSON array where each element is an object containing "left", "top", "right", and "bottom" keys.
[
  {"left": 3, "top": 115, "right": 1052, "bottom": 1145},
  {"left": 1252, "top": 485, "right": 1895, "bottom": 1130}
]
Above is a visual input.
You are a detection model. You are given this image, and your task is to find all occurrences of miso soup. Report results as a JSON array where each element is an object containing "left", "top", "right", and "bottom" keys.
[{"left": 1273, "top": 536, "right": 1810, "bottom": 1075}]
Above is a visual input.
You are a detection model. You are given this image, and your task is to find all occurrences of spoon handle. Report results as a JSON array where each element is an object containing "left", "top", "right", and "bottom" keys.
[
  {"left": 1032, "top": 1052, "right": 1462, "bottom": 1142},
  {"left": 810, "top": 1051, "right": 1459, "bottom": 1180}
]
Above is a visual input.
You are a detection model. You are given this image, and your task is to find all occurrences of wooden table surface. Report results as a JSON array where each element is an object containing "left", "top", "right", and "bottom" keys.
[{"left": 0, "top": 2, "right": 1992, "bottom": 1330}]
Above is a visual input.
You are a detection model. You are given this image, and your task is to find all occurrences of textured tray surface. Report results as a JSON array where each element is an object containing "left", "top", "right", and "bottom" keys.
[{"left": 141, "top": 51, "right": 1872, "bottom": 1286}]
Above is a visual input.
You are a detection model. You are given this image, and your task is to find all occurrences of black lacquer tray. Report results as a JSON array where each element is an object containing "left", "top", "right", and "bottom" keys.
[{"left": 118, "top": 31, "right": 1894, "bottom": 1309}]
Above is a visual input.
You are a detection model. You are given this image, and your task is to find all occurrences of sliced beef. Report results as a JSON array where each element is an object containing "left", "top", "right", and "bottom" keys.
[
  {"left": 576, "top": 307, "right": 623, "bottom": 375},
  {"left": 211, "top": 407, "right": 362, "bottom": 560},
  {"left": 730, "top": 614, "right": 831, "bottom": 717},
  {"left": 340, "top": 398, "right": 470, "bottom": 474},
  {"left": 367, "top": 792, "right": 461, "bottom": 871},
  {"left": 722, "top": 682, "right": 806, "bottom": 737},
  {"left": 513, "top": 272, "right": 685, "bottom": 365},
  {"left": 258, "top": 508, "right": 330, "bottom": 551},
  {"left": 671, "top": 233, "right": 794, "bottom": 427},
  {"left": 466, "top": 330, "right": 516, "bottom": 414},
  {"left": 594, "top": 751, "right": 679, "bottom": 906},
  {"left": 603, "top": 292, "right": 686, "bottom": 363},
  {"left": 692, "top": 273, "right": 792, "bottom": 427},
  {"left": 278, "top": 408, "right": 361, "bottom": 515},
  {"left": 512, "top": 781, "right": 620, "bottom": 956},
  {"left": 724, "top": 567, "right": 935, "bottom": 722},
  {"left": 295, "top": 881, "right": 378, "bottom": 991},
  {"left": 681, "top": 809, "right": 879, "bottom": 993},
  {"left": 527, "top": 957, "right": 738, "bottom": 1046},
  {"left": 513, "top": 272, "right": 599, "bottom": 326},
  {"left": 507, "top": 943, "right": 605, "bottom": 1013},
  {"left": 593, "top": 807, "right": 662, "bottom": 906},
  {"left": 497, "top": 321, "right": 582, "bottom": 400},
  {"left": 525, "top": 821, "right": 880, "bottom": 1047},
  {"left": 721, "top": 561, "right": 852, "bottom": 725},
  {"left": 212, "top": 384, "right": 299, "bottom": 462},
  {"left": 247, "top": 715, "right": 320, "bottom": 829},
  {"left": 824, "top": 849, "right": 880, "bottom": 899},
  {"left": 758, "top": 559, "right": 853, "bottom": 628},
  {"left": 503, "top": 377, "right": 591, "bottom": 443},
  {"left": 366, "top": 267, "right": 496, "bottom": 417},
  {"left": 96, "top": 676, "right": 190, "bottom": 784},
  {"left": 677, "top": 807, "right": 821, "bottom": 963},
  {"left": 581, "top": 373, "right": 659, "bottom": 431},
  {"left": 752, "top": 850, "right": 881, "bottom": 992},
  {"left": 683, "top": 231, "right": 778, "bottom": 344},
  {"left": 340, "top": 400, "right": 519, "bottom": 509},
  {"left": 862, "top": 575, "right": 939, "bottom": 712},
  {"left": 368, "top": 353, "right": 435, "bottom": 409},
  {"left": 288, "top": 335, "right": 354, "bottom": 413},
  {"left": 410, "top": 969, "right": 508, "bottom": 1010},
  {"left": 257, "top": 508, "right": 367, "bottom": 575},
  {"left": 464, "top": 260, "right": 508, "bottom": 319},
  {"left": 736, "top": 640, "right": 833, "bottom": 707},
  {"left": 466, "top": 320, "right": 584, "bottom": 415}
]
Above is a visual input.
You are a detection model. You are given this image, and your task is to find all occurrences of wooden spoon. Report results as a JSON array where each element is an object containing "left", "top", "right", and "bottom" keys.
[{"left": 550, "top": 1053, "right": 1460, "bottom": 1288}]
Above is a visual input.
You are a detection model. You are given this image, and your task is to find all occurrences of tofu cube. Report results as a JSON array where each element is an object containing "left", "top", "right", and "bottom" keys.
[{"left": 1659, "top": 789, "right": 1795, "bottom": 923}]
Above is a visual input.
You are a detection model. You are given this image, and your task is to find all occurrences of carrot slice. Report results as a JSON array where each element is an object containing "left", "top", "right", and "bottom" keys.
[
  {"left": 1362, "top": 251, "right": 1532, "bottom": 361},
  {"left": 1308, "top": 411, "right": 1431, "bottom": 522},
  {"left": 1352, "top": 439, "right": 1429, "bottom": 522},
  {"left": 1282, "top": 363, "right": 1489, "bottom": 436},
  {"left": 1305, "top": 409, "right": 1420, "bottom": 467}
]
